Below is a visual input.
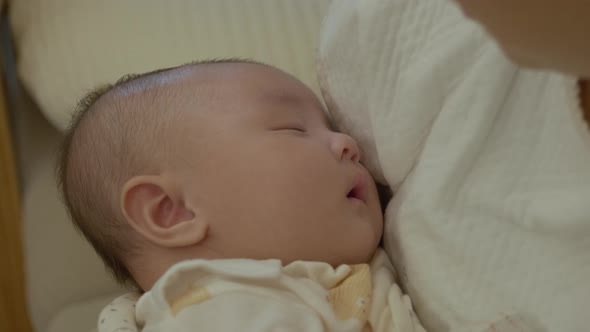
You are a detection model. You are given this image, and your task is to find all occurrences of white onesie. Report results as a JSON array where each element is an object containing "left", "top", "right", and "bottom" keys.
[
  {"left": 98, "top": 249, "right": 425, "bottom": 332},
  {"left": 98, "top": 250, "right": 540, "bottom": 332}
]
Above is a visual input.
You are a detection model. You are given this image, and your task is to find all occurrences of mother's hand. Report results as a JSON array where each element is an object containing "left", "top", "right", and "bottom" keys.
[{"left": 454, "top": 0, "right": 590, "bottom": 78}]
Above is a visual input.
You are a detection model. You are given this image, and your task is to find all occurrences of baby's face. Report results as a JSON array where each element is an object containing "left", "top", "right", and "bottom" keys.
[{"left": 176, "top": 63, "right": 383, "bottom": 265}]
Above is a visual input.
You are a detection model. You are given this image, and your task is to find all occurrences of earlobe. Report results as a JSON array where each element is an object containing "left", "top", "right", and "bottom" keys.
[{"left": 121, "top": 175, "right": 208, "bottom": 248}]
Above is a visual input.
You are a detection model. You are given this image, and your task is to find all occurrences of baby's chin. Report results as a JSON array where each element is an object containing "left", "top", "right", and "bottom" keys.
[
  {"left": 364, "top": 242, "right": 382, "bottom": 262},
  {"left": 336, "top": 241, "right": 382, "bottom": 266}
]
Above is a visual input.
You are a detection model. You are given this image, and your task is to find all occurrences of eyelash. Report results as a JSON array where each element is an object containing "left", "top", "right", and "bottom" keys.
[
  {"left": 284, "top": 127, "right": 306, "bottom": 132},
  {"left": 274, "top": 126, "right": 307, "bottom": 135},
  {"left": 272, "top": 122, "right": 305, "bottom": 130}
]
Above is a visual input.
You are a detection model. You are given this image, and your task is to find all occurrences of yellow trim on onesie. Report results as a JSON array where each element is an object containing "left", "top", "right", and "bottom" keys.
[
  {"left": 327, "top": 264, "right": 371, "bottom": 322},
  {"left": 170, "top": 287, "right": 211, "bottom": 316}
]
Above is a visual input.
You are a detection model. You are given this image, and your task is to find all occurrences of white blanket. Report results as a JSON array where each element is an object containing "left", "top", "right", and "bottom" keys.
[{"left": 318, "top": 1, "right": 590, "bottom": 331}]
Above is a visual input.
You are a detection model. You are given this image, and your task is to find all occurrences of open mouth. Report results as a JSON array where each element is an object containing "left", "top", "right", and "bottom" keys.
[{"left": 347, "top": 173, "right": 368, "bottom": 204}]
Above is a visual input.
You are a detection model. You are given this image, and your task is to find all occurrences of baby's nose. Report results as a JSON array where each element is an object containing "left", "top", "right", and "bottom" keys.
[{"left": 331, "top": 132, "right": 360, "bottom": 163}]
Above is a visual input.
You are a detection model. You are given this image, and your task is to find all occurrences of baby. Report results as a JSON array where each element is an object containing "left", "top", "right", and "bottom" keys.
[{"left": 58, "top": 60, "right": 425, "bottom": 331}]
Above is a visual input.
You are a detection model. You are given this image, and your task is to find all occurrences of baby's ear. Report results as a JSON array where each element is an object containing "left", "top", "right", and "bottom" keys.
[{"left": 121, "top": 175, "right": 208, "bottom": 247}]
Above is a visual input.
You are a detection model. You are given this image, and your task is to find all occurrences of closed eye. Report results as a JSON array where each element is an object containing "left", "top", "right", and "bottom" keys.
[
  {"left": 282, "top": 127, "right": 306, "bottom": 132},
  {"left": 273, "top": 126, "right": 307, "bottom": 134}
]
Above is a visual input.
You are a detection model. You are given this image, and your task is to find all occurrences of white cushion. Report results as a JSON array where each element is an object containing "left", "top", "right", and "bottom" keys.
[{"left": 10, "top": 0, "right": 330, "bottom": 131}]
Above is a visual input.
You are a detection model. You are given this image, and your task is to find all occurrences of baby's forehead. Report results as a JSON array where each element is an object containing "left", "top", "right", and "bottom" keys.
[
  {"left": 258, "top": 87, "right": 331, "bottom": 123},
  {"left": 213, "top": 64, "right": 329, "bottom": 122},
  {"left": 100, "top": 62, "right": 329, "bottom": 126}
]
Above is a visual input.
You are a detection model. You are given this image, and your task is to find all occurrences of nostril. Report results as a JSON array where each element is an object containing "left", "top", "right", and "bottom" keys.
[
  {"left": 343, "top": 147, "right": 359, "bottom": 163},
  {"left": 332, "top": 132, "right": 361, "bottom": 162},
  {"left": 343, "top": 148, "right": 350, "bottom": 157},
  {"left": 347, "top": 187, "right": 357, "bottom": 199}
]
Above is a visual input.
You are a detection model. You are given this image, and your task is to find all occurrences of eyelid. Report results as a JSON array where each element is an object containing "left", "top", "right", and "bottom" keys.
[
  {"left": 277, "top": 127, "right": 307, "bottom": 136},
  {"left": 271, "top": 126, "right": 308, "bottom": 137},
  {"left": 283, "top": 126, "right": 306, "bottom": 132},
  {"left": 271, "top": 123, "right": 307, "bottom": 132}
]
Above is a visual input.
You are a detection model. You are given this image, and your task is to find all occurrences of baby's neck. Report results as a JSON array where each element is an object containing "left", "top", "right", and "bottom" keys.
[
  {"left": 581, "top": 80, "right": 590, "bottom": 125},
  {"left": 131, "top": 245, "right": 224, "bottom": 291}
]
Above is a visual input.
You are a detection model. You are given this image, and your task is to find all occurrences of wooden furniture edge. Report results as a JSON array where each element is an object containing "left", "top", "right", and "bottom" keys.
[{"left": 0, "top": 0, "right": 33, "bottom": 330}]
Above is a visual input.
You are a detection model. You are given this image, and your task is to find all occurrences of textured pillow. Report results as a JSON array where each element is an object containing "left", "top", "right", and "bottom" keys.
[{"left": 10, "top": 0, "right": 330, "bottom": 131}]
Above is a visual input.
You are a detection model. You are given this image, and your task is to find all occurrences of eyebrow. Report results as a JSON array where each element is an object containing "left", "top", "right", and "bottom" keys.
[{"left": 265, "top": 91, "right": 334, "bottom": 129}]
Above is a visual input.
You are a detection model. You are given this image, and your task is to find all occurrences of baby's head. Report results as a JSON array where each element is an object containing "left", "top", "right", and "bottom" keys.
[{"left": 58, "top": 60, "right": 383, "bottom": 291}]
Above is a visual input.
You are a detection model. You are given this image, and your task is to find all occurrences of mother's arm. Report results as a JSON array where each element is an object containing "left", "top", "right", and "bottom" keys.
[
  {"left": 454, "top": 0, "right": 590, "bottom": 124},
  {"left": 582, "top": 81, "right": 590, "bottom": 124},
  {"left": 454, "top": 0, "right": 590, "bottom": 78}
]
